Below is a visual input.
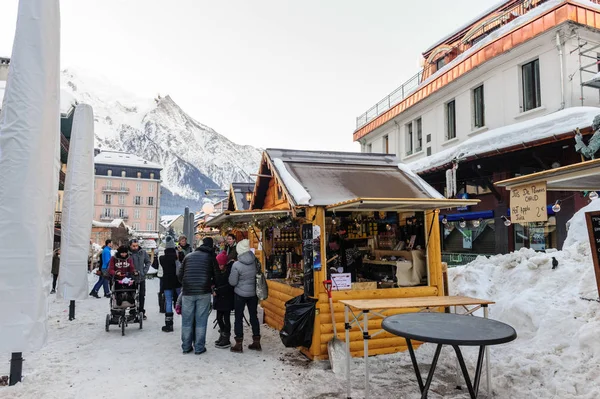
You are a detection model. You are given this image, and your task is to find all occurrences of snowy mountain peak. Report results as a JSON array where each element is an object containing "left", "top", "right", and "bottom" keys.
[{"left": 60, "top": 69, "right": 261, "bottom": 213}]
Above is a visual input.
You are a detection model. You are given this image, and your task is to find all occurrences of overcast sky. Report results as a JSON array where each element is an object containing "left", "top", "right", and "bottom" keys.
[{"left": 0, "top": 0, "right": 495, "bottom": 151}]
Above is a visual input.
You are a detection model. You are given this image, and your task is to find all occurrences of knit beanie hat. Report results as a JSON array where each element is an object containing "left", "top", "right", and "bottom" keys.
[
  {"left": 236, "top": 239, "right": 250, "bottom": 255},
  {"left": 202, "top": 237, "right": 214, "bottom": 248},
  {"left": 216, "top": 251, "right": 229, "bottom": 266},
  {"left": 116, "top": 245, "right": 129, "bottom": 257},
  {"left": 165, "top": 236, "right": 176, "bottom": 249}
]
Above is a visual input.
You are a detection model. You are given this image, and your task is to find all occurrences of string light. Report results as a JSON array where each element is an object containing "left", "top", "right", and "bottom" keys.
[
  {"left": 552, "top": 200, "right": 562, "bottom": 213},
  {"left": 386, "top": 224, "right": 392, "bottom": 231},
  {"left": 589, "top": 191, "right": 599, "bottom": 200},
  {"left": 472, "top": 219, "right": 482, "bottom": 228},
  {"left": 459, "top": 218, "right": 466, "bottom": 228},
  {"left": 501, "top": 215, "right": 512, "bottom": 227},
  {"left": 441, "top": 215, "right": 448, "bottom": 225}
]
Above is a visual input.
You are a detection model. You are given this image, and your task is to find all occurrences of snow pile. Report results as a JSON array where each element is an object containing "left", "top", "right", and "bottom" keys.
[
  {"left": 564, "top": 198, "right": 600, "bottom": 247},
  {"left": 273, "top": 158, "right": 312, "bottom": 205},
  {"left": 447, "top": 200, "right": 600, "bottom": 398},
  {"left": 410, "top": 107, "right": 600, "bottom": 173}
]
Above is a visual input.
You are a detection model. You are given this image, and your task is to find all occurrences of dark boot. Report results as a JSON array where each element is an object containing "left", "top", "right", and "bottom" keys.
[
  {"left": 248, "top": 335, "right": 262, "bottom": 351},
  {"left": 162, "top": 313, "right": 174, "bottom": 332},
  {"left": 158, "top": 292, "right": 165, "bottom": 314},
  {"left": 230, "top": 337, "right": 243, "bottom": 353},
  {"left": 215, "top": 334, "right": 231, "bottom": 349},
  {"left": 89, "top": 290, "right": 100, "bottom": 298},
  {"left": 214, "top": 332, "right": 223, "bottom": 345}
]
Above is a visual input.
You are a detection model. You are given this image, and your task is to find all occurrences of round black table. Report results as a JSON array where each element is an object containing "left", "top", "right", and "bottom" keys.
[{"left": 382, "top": 312, "right": 516, "bottom": 399}]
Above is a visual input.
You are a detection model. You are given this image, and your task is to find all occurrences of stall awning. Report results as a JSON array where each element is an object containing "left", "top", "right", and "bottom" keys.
[
  {"left": 326, "top": 197, "right": 480, "bottom": 212},
  {"left": 495, "top": 159, "right": 600, "bottom": 192},
  {"left": 205, "top": 210, "right": 292, "bottom": 227}
]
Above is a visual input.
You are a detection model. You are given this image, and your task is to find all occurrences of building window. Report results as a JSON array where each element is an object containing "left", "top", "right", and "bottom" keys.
[
  {"left": 134, "top": 209, "right": 140, "bottom": 219},
  {"left": 137, "top": 171, "right": 142, "bottom": 178},
  {"left": 446, "top": 100, "right": 456, "bottom": 140},
  {"left": 147, "top": 222, "right": 154, "bottom": 231},
  {"left": 367, "top": 144, "right": 372, "bottom": 153},
  {"left": 147, "top": 210, "right": 153, "bottom": 220},
  {"left": 133, "top": 223, "right": 140, "bottom": 230},
  {"left": 106, "top": 180, "right": 112, "bottom": 188},
  {"left": 121, "top": 170, "right": 126, "bottom": 177},
  {"left": 416, "top": 118, "right": 423, "bottom": 152},
  {"left": 473, "top": 85, "right": 485, "bottom": 128},
  {"left": 118, "top": 195, "right": 125, "bottom": 205},
  {"left": 383, "top": 136, "right": 389, "bottom": 154},
  {"left": 522, "top": 59, "right": 541, "bottom": 112},
  {"left": 104, "top": 194, "right": 112, "bottom": 205},
  {"left": 150, "top": 173, "right": 155, "bottom": 179},
  {"left": 148, "top": 196, "right": 154, "bottom": 206},
  {"left": 435, "top": 57, "right": 447, "bottom": 71},
  {"left": 426, "top": 134, "right": 431, "bottom": 143},
  {"left": 427, "top": 147, "right": 432, "bottom": 156},
  {"left": 118, "top": 208, "right": 126, "bottom": 218},
  {"left": 136, "top": 182, "right": 142, "bottom": 192},
  {"left": 134, "top": 196, "right": 142, "bottom": 206},
  {"left": 406, "top": 123, "right": 413, "bottom": 156},
  {"left": 107, "top": 169, "right": 112, "bottom": 176},
  {"left": 149, "top": 183, "right": 155, "bottom": 193},
  {"left": 103, "top": 208, "right": 111, "bottom": 217}
]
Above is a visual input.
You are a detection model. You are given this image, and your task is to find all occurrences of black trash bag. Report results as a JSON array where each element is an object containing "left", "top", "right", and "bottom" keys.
[{"left": 280, "top": 294, "right": 318, "bottom": 349}]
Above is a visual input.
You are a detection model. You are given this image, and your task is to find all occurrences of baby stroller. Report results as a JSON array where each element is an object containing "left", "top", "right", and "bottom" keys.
[{"left": 105, "top": 274, "right": 143, "bottom": 335}]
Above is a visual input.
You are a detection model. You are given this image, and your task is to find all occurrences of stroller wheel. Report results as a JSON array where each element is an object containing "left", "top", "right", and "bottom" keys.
[{"left": 105, "top": 315, "right": 110, "bottom": 332}]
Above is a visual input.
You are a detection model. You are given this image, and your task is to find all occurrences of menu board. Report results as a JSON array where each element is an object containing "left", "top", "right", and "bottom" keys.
[
  {"left": 510, "top": 182, "right": 548, "bottom": 223},
  {"left": 302, "top": 224, "right": 314, "bottom": 296},
  {"left": 585, "top": 211, "right": 600, "bottom": 297}
]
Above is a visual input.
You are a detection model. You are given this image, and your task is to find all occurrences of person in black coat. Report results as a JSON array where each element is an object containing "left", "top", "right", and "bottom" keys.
[
  {"left": 213, "top": 251, "right": 234, "bottom": 348},
  {"left": 159, "top": 236, "right": 182, "bottom": 332}
]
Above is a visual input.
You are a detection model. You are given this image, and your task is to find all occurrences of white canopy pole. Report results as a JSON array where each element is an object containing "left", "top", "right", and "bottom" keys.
[
  {"left": 0, "top": 0, "right": 61, "bottom": 352},
  {"left": 58, "top": 104, "right": 95, "bottom": 301}
]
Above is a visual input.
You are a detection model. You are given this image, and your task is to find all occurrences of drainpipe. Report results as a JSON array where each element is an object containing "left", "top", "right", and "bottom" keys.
[{"left": 556, "top": 31, "right": 566, "bottom": 110}]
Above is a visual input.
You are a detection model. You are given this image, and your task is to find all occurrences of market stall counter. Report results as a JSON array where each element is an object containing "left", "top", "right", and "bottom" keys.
[{"left": 208, "top": 149, "right": 478, "bottom": 360}]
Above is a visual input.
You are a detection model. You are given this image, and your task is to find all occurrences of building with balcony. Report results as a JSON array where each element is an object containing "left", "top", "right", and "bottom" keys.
[
  {"left": 354, "top": 0, "right": 600, "bottom": 260},
  {"left": 94, "top": 150, "right": 163, "bottom": 236}
]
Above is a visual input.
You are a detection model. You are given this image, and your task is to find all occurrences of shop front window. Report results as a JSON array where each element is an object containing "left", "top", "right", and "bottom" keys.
[
  {"left": 514, "top": 217, "right": 556, "bottom": 251},
  {"left": 442, "top": 218, "right": 496, "bottom": 261}
]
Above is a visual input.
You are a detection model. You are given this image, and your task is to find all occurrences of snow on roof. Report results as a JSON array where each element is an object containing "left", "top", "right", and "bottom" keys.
[
  {"left": 94, "top": 150, "right": 162, "bottom": 170},
  {"left": 265, "top": 149, "right": 445, "bottom": 206},
  {"left": 92, "top": 219, "right": 126, "bottom": 228},
  {"left": 409, "top": 106, "right": 600, "bottom": 173},
  {"left": 160, "top": 214, "right": 183, "bottom": 228},
  {"left": 582, "top": 71, "right": 600, "bottom": 89}
]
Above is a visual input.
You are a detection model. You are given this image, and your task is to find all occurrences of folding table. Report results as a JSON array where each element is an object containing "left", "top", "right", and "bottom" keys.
[{"left": 339, "top": 296, "right": 495, "bottom": 398}]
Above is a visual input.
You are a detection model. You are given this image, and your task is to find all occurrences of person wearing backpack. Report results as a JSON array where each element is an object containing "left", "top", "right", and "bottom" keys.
[
  {"left": 228, "top": 239, "right": 261, "bottom": 353},
  {"left": 159, "top": 236, "right": 182, "bottom": 332}
]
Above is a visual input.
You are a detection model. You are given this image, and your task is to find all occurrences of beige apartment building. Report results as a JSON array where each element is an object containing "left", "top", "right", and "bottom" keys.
[{"left": 94, "top": 150, "right": 162, "bottom": 235}]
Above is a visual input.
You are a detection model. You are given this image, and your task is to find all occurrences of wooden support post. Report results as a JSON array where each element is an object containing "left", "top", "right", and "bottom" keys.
[{"left": 426, "top": 210, "right": 444, "bottom": 296}]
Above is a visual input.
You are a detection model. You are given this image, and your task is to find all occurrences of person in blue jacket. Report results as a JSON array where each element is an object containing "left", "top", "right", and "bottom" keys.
[{"left": 90, "top": 239, "right": 113, "bottom": 298}]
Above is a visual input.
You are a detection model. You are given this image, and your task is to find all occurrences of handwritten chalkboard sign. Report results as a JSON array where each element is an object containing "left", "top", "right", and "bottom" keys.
[
  {"left": 585, "top": 211, "right": 600, "bottom": 298},
  {"left": 510, "top": 182, "right": 548, "bottom": 224},
  {"left": 302, "top": 224, "right": 314, "bottom": 296}
]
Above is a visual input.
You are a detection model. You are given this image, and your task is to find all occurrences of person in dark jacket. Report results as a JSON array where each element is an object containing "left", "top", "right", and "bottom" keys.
[
  {"left": 228, "top": 239, "right": 261, "bottom": 353},
  {"left": 177, "top": 235, "right": 193, "bottom": 262},
  {"left": 213, "top": 251, "right": 234, "bottom": 349},
  {"left": 178, "top": 237, "right": 216, "bottom": 355},
  {"left": 160, "top": 236, "right": 182, "bottom": 332},
  {"left": 129, "top": 239, "right": 151, "bottom": 320},
  {"left": 50, "top": 248, "right": 60, "bottom": 294},
  {"left": 225, "top": 233, "right": 238, "bottom": 261}
]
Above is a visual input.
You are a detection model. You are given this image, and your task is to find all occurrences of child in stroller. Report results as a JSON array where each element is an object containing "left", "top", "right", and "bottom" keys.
[{"left": 108, "top": 246, "right": 138, "bottom": 308}]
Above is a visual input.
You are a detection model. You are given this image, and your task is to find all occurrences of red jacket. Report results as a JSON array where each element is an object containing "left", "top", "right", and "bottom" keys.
[{"left": 108, "top": 255, "right": 135, "bottom": 277}]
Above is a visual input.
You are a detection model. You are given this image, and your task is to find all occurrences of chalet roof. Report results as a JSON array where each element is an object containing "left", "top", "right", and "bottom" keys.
[
  {"left": 92, "top": 219, "right": 127, "bottom": 229},
  {"left": 263, "top": 149, "right": 445, "bottom": 207},
  {"left": 94, "top": 150, "right": 162, "bottom": 170},
  {"left": 160, "top": 214, "right": 183, "bottom": 229}
]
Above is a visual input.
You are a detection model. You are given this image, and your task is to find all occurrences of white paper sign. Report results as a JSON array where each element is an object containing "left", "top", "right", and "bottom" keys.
[{"left": 331, "top": 273, "right": 352, "bottom": 290}]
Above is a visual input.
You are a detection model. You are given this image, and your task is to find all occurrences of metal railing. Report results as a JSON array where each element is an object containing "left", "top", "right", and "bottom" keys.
[
  {"left": 355, "top": 0, "right": 548, "bottom": 130},
  {"left": 100, "top": 215, "right": 113, "bottom": 221},
  {"left": 102, "top": 186, "right": 129, "bottom": 193}
]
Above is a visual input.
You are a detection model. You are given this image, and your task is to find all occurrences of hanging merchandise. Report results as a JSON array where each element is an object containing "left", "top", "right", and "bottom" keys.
[
  {"left": 452, "top": 162, "right": 458, "bottom": 197},
  {"left": 445, "top": 169, "right": 453, "bottom": 197}
]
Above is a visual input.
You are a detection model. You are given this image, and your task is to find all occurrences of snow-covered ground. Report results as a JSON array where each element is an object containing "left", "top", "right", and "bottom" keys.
[{"left": 3, "top": 202, "right": 600, "bottom": 398}]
